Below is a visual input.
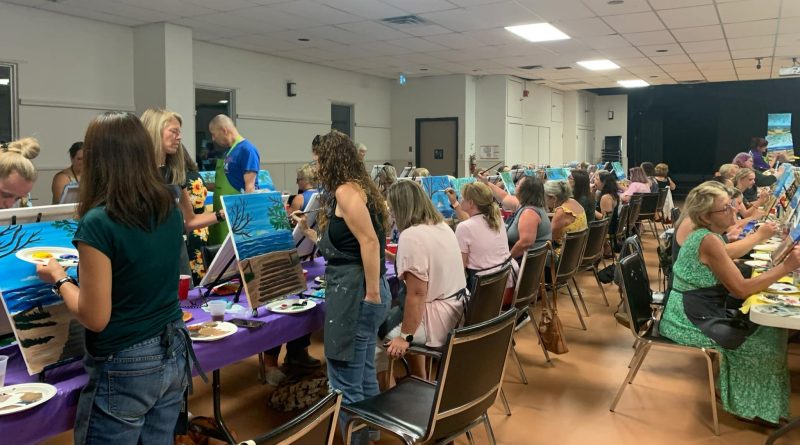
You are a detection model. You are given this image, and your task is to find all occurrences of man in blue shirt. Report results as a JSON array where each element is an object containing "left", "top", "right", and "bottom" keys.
[{"left": 208, "top": 115, "right": 260, "bottom": 193}]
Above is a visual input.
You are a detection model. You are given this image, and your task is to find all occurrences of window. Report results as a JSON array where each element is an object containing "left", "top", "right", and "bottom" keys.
[
  {"left": 331, "top": 104, "right": 353, "bottom": 137},
  {"left": 0, "top": 63, "right": 18, "bottom": 144},
  {"left": 195, "top": 87, "right": 234, "bottom": 171}
]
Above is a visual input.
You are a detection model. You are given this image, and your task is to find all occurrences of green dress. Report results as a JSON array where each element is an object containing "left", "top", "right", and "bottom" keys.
[{"left": 660, "top": 228, "right": 789, "bottom": 423}]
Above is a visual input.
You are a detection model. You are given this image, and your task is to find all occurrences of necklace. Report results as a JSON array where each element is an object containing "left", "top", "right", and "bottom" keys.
[{"left": 70, "top": 165, "right": 79, "bottom": 184}]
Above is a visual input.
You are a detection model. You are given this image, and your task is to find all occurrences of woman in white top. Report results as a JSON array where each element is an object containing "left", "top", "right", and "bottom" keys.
[{"left": 377, "top": 180, "right": 467, "bottom": 383}]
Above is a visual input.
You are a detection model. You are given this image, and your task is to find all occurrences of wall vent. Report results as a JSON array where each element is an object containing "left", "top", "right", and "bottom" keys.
[{"left": 382, "top": 15, "right": 427, "bottom": 25}]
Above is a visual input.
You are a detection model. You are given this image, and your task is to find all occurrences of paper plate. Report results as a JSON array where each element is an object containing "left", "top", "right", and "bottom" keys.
[
  {"left": 759, "top": 293, "right": 800, "bottom": 307},
  {"left": 0, "top": 383, "right": 57, "bottom": 415},
  {"left": 16, "top": 247, "right": 79, "bottom": 267},
  {"left": 187, "top": 321, "right": 237, "bottom": 341},
  {"left": 266, "top": 298, "right": 317, "bottom": 314},
  {"left": 754, "top": 244, "right": 779, "bottom": 252},
  {"left": 768, "top": 283, "right": 800, "bottom": 294},
  {"left": 750, "top": 252, "right": 772, "bottom": 261},
  {"left": 744, "top": 260, "right": 768, "bottom": 268}
]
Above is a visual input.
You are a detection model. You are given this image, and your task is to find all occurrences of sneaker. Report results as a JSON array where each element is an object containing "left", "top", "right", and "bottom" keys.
[
  {"left": 514, "top": 313, "right": 531, "bottom": 332},
  {"left": 285, "top": 350, "right": 322, "bottom": 369},
  {"left": 264, "top": 366, "right": 287, "bottom": 386}
]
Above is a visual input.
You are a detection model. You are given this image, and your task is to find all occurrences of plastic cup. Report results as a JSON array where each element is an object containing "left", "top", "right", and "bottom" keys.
[
  {"left": 386, "top": 243, "right": 398, "bottom": 255},
  {"left": 178, "top": 275, "right": 191, "bottom": 300},
  {"left": 501, "top": 209, "right": 513, "bottom": 220},
  {"left": 0, "top": 355, "right": 8, "bottom": 387},
  {"left": 208, "top": 300, "right": 227, "bottom": 322},
  {"left": 302, "top": 269, "right": 308, "bottom": 281}
]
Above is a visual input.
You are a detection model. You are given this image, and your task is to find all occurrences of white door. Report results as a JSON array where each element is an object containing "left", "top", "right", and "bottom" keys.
[
  {"left": 539, "top": 126, "right": 550, "bottom": 165},
  {"left": 506, "top": 122, "right": 523, "bottom": 166},
  {"left": 576, "top": 129, "right": 586, "bottom": 164},
  {"left": 522, "top": 125, "right": 539, "bottom": 164}
]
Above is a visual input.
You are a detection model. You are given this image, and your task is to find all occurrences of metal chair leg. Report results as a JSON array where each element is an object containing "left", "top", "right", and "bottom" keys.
[
  {"left": 703, "top": 350, "right": 720, "bottom": 436},
  {"left": 483, "top": 413, "right": 498, "bottom": 445},
  {"left": 499, "top": 388, "right": 512, "bottom": 416},
  {"left": 591, "top": 264, "right": 610, "bottom": 306},
  {"left": 627, "top": 339, "right": 644, "bottom": 368},
  {"left": 610, "top": 345, "right": 648, "bottom": 412},
  {"left": 627, "top": 344, "right": 651, "bottom": 384},
  {"left": 528, "top": 306, "right": 552, "bottom": 364},
  {"left": 257, "top": 352, "right": 266, "bottom": 384},
  {"left": 565, "top": 283, "right": 587, "bottom": 330},
  {"left": 510, "top": 342, "right": 528, "bottom": 384},
  {"left": 571, "top": 277, "right": 590, "bottom": 317},
  {"left": 466, "top": 430, "right": 477, "bottom": 445}
]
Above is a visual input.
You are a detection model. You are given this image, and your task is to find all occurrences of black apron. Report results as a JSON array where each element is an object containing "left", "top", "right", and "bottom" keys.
[{"left": 681, "top": 284, "right": 759, "bottom": 350}]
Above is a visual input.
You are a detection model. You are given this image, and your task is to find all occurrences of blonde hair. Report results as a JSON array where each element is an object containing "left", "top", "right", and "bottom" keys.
[
  {"left": 140, "top": 108, "right": 185, "bottom": 186},
  {"left": 544, "top": 179, "right": 572, "bottom": 203},
  {"left": 413, "top": 167, "right": 430, "bottom": 178},
  {"left": 733, "top": 167, "right": 754, "bottom": 188},
  {"left": 655, "top": 163, "right": 669, "bottom": 176},
  {"left": 718, "top": 163, "right": 737, "bottom": 179},
  {"left": 462, "top": 182, "right": 502, "bottom": 231},
  {"left": 387, "top": 180, "right": 443, "bottom": 232},
  {"left": 684, "top": 181, "right": 731, "bottom": 230},
  {"left": 0, "top": 137, "right": 40, "bottom": 182}
]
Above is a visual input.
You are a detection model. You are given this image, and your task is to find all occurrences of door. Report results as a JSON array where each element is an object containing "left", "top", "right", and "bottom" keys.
[
  {"left": 551, "top": 92, "right": 563, "bottom": 123},
  {"left": 506, "top": 122, "right": 523, "bottom": 166},
  {"left": 195, "top": 87, "right": 234, "bottom": 171},
  {"left": 416, "top": 118, "right": 458, "bottom": 176},
  {"left": 522, "top": 125, "right": 539, "bottom": 164},
  {"left": 538, "top": 126, "right": 550, "bottom": 165}
]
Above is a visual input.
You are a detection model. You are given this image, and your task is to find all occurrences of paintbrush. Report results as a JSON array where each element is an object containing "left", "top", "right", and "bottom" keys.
[{"left": 477, "top": 161, "right": 503, "bottom": 176}]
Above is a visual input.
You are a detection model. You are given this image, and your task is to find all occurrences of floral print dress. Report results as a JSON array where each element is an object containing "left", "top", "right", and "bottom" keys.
[{"left": 185, "top": 171, "right": 210, "bottom": 285}]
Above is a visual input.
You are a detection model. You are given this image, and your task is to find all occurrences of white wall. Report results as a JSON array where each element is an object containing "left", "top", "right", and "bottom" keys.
[
  {"left": 194, "top": 41, "right": 392, "bottom": 192},
  {"left": 0, "top": 2, "right": 135, "bottom": 205},
  {"left": 475, "top": 75, "right": 507, "bottom": 171},
  {"left": 594, "top": 94, "right": 628, "bottom": 168}
]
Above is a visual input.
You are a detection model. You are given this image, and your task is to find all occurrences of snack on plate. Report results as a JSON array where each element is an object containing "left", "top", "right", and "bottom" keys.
[
  {"left": 212, "top": 281, "right": 239, "bottom": 295},
  {"left": 19, "top": 392, "right": 42, "bottom": 403},
  {"left": 198, "top": 327, "right": 227, "bottom": 337}
]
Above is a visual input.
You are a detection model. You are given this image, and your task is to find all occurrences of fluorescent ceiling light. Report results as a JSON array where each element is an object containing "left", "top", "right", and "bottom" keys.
[
  {"left": 577, "top": 59, "right": 619, "bottom": 71},
  {"left": 218, "top": 99, "right": 228, "bottom": 104},
  {"left": 505, "top": 23, "right": 570, "bottom": 43},
  {"left": 0, "top": 79, "right": 8, "bottom": 86},
  {"left": 617, "top": 79, "right": 649, "bottom": 88}
]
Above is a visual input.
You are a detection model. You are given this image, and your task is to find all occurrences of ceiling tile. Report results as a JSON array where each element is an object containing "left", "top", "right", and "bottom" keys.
[
  {"left": 585, "top": 34, "right": 632, "bottom": 50},
  {"left": 192, "top": 11, "right": 287, "bottom": 35},
  {"left": 381, "top": 0, "right": 460, "bottom": 14},
  {"left": 186, "top": 0, "right": 267, "bottom": 11},
  {"left": 623, "top": 30, "right": 676, "bottom": 46},
  {"left": 650, "top": 54, "right": 692, "bottom": 64},
  {"left": 422, "top": 32, "right": 487, "bottom": 49},
  {"left": 614, "top": 57, "right": 652, "bottom": 67},
  {"left": 269, "top": 0, "right": 363, "bottom": 25},
  {"left": 723, "top": 19, "right": 778, "bottom": 38},
  {"left": 316, "top": 0, "right": 408, "bottom": 19},
  {"left": 599, "top": 46, "right": 646, "bottom": 58},
  {"left": 114, "top": 0, "right": 217, "bottom": 17},
  {"left": 717, "top": 0, "right": 781, "bottom": 24},
  {"left": 37, "top": 2, "right": 146, "bottom": 26},
  {"left": 514, "top": 0, "right": 595, "bottom": 21},
  {"left": 355, "top": 40, "right": 416, "bottom": 56},
  {"left": 637, "top": 43, "right": 684, "bottom": 56},
  {"left": 728, "top": 35, "right": 776, "bottom": 50},
  {"left": 40, "top": 0, "right": 169, "bottom": 22},
  {"left": 690, "top": 51, "right": 732, "bottom": 61},
  {"left": 730, "top": 48, "right": 773, "bottom": 58},
  {"left": 658, "top": 62, "right": 698, "bottom": 72},
  {"left": 777, "top": 34, "right": 800, "bottom": 47},
  {"left": 227, "top": 7, "right": 323, "bottom": 29},
  {"left": 461, "top": 28, "right": 530, "bottom": 45},
  {"left": 784, "top": 1, "right": 800, "bottom": 18},
  {"left": 648, "top": 0, "right": 712, "bottom": 9},
  {"left": 583, "top": 0, "right": 651, "bottom": 16},
  {"left": 393, "top": 24, "right": 454, "bottom": 36},
  {"left": 774, "top": 45, "right": 800, "bottom": 57},
  {"left": 300, "top": 26, "right": 373, "bottom": 45},
  {"left": 695, "top": 60, "right": 734, "bottom": 70},
  {"left": 555, "top": 18, "right": 615, "bottom": 37},
  {"left": 670, "top": 71, "right": 704, "bottom": 80},
  {"left": 657, "top": 5, "right": 719, "bottom": 29},
  {"left": 385, "top": 37, "right": 449, "bottom": 52},
  {"left": 337, "top": 21, "right": 413, "bottom": 40},
  {"left": 604, "top": 12, "right": 665, "bottom": 34},
  {"left": 421, "top": 1, "right": 543, "bottom": 32},
  {"left": 671, "top": 25, "right": 724, "bottom": 42},
  {"left": 682, "top": 39, "right": 729, "bottom": 53}
]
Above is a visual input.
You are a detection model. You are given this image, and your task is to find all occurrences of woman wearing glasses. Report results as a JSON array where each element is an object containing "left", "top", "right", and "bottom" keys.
[
  {"left": 289, "top": 163, "right": 319, "bottom": 213},
  {"left": 660, "top": 181, "right": 798, "bottom": 427}
]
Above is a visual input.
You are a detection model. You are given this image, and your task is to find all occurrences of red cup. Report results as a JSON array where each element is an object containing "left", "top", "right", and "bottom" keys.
[
  {"left": 386, "top": 243, "right": 398, "bottom": 255},
  {"left": 178, "top": 275, "right": 191, "bottom": 300},
  {"left": 501, "top": 210, "right": 513, "bottom": 220}
]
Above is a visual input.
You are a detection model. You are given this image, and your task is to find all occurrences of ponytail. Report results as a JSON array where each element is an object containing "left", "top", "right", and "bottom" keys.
[
  {"left": 462, "top": 182, "right": 502, "bottom": 232},
  {"left": 0, "top": 137, "right": 40, "bottom": 182}
]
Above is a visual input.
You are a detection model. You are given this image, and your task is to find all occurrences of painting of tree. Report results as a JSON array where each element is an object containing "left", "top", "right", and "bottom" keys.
[
  {"left": 229, "top": 200, "right": 254, "bottom": 238},
  {"left": 0, "top": 225, "right": 42, "bottom": 260},
  {"left": 52, "top": 220, "right": 79, "bottom": 236}
]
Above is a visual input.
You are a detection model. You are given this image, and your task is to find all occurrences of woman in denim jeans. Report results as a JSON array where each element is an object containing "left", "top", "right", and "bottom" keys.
[
  {"left": 293, "top": 130, "right": 390, "bottom": 445},
  {"left": 37, "top": 112, "right": 198, "bottom": 444}
]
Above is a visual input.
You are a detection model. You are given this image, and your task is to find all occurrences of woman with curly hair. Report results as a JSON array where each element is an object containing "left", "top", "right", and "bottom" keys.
[{"left": 292, "top": 130, "right": 390, "bottom": 445}]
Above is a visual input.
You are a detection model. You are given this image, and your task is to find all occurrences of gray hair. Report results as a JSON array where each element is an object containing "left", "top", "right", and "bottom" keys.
[
  {"left": 356, "top": 143, "right": 367, "bottom": 153},
  {"left": 544, "top": 179, "right": 572, "bottom": 202},
  {"left": 209, "top": 114, "right": 235, "bottom": 131}
]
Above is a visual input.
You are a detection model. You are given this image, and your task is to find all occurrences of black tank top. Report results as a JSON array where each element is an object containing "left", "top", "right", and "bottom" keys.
[{"left": 328, "top": 197, "right": 387, "bottom": 274}]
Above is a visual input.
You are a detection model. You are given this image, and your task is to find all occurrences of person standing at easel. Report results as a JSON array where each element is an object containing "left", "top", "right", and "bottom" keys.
[{"left": 207, "top": 114, "right": 260, "bottom": 245}]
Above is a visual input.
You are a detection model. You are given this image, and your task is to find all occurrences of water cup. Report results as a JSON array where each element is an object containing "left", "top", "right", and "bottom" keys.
[
  {"left": 302, "top": 269, "right": 309, "bottom": 281},
  {"left": 501, "top": 209, "right": 513, "bottom": 220},
  {"left": 208, "top": 300, "right": 227, "bottom": 322},
  {"left": 0, "top": 355, "right": 8, "bottom": 387},
  {"left": 386, "top": 243, "right": 398, "bottom": 255},
  {"left": 178, "top": 275, "right": 191, "bottom": 300}
]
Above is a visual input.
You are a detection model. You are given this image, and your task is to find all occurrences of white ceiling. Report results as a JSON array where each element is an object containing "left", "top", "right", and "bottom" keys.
[{"left": 5, "top": 0, "right": 800, "bottom": 90}]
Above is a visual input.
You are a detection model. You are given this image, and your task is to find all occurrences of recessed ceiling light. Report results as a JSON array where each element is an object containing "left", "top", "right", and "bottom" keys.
[
  {"left": 298, "top": 38, "right": 310, "bottom": 42},
  {"left": 505, "top": 23, "right": 570, "bottom": 43},
  {"left": 577, "top": 59, "right": 620, "bottom": 70},
  {"left": 618, "top": 79, "right": 649, "bottom": 88},
  {"left": 218, "top": 100, "right": 228, "bottom": 104},
  {"left": 420, "top": 68, "right": 428, "bottom": 71},
  {"left": 656, "top": 49, "right": 668, "bottom": 53},
  {"left": 650, "top": 75, "right": 659, "bottom": 78},
  {"left": 0, "top": 79, "right": 8, "bottom": 86}
]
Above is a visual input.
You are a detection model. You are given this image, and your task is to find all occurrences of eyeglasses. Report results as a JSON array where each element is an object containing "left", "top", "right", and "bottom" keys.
[
  {"left": 168, "top": 128, "right": 181, "bottom": 137},
  {"left": 710, "top": 201, "right": 737, "bottom": 213}
]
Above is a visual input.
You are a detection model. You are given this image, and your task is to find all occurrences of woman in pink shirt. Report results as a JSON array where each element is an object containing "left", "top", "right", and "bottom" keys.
[{"left": 620, "top": 166, "right": 652, "bottom": 203}]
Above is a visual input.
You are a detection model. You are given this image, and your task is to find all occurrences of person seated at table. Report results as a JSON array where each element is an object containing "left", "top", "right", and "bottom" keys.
[
  {"left": 413, "top": 167, "right": 429, "bottom": 178},
  {"left": 569, "top": 169, "right": 595, "bottom": 223},
  {"left": 377, "top": 180, "right": 467, "bottom": 385},
  {"left": 0, "top": 137, "right": 39, "bottom": 209},
  {"left": 545, "top": 180, "right": 587, "bottom": 248},
  {"left": 749, "top": 137, "right": 771, "bottom": 172},
  {"left": 660, "top": 180, "right": 797, "bottom": 427},
  {"left": 450, "top": 182, "right": 515, "bottom": 303},
  {"left": 594, "top": 171, "right": 619, "bottom": 221},
  {"left": 374, "top": 164, "right": 397, "bottom": 199},
  {"left": 619, "top": 167, "right": 652, "bottom": 203},
  {"left": 733, "top": 152, "right": 776, "bottom": 189},
  {"left": 36, "top": 111, "right": 201, "bottom": 443},
  {"left": 714, "top": 163, "right": 738, "bottom": 188},
  {"left": 640, "top": 162, "right": 660, "bottom": 192},
  {"left": 654, "top": 163, "right": 676, "bottom": 191},
  {"left": 733, "top": 168, "right": 768, "bottom": 219},
  {"left": 288, "top": 163, "right": 318, "bottom": 213},
  {"left": 51, "top": 141, "right": 83, "bottom": 204}
]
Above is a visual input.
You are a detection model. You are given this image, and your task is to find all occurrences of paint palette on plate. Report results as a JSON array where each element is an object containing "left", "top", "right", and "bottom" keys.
[
  {"left": 15, "top": 247, "right": 79, "bottom": 267},
  {"left": 266, "top": 298, "right": 317, "bottom": 314},
  {"left": 768, "top": 283, "right": 800, "bottom": 294},
  {"left": 760, "top": 293, "right": 800, "bottom": 307}
]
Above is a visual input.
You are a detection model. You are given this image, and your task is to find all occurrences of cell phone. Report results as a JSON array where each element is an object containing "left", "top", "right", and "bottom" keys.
[{"left": 229, "top": 318, "right": 265, "bottom": 329}]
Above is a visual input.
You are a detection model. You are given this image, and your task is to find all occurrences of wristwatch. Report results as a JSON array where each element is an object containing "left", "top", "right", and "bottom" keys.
[
  {"left": 399, "top": 332, "right": 414, "bottom": 343},
  {"left": 450, "top": 201, "right": 460, "bottom": 209},
  {"left": 52, "top": 276, "right": 77, "bottom": 296}
]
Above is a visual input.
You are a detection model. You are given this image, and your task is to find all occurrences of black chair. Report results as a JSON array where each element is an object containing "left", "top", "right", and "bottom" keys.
[
  {"left": 240, "top": 391, "right": 341, "bottom": 445},
  {"left": 626, "top": 194, "right": 643, "bottom": 238},
  {"left": 509, "top": 244, "right": 552, "bottom": 382},
  {"left": 611, "top": 204, "right": 630, "bottom": 253},
  {"left": 655, "top": 187, "right": 668, "bottom": 221},
  {"left": 609, "top": 254, "right": 719, "bottom": 436},
  {"left": 546, "top": 229, "right": 590, "bottom": 330},
  {"left": 636, "top": 192, "right": 661, "bottom": 238},
  {"left": 573, "top": 218, "right": 611, "bottom": 309},
  {"left": 343, "top": 310, "right": 517, "bottom": 445}
]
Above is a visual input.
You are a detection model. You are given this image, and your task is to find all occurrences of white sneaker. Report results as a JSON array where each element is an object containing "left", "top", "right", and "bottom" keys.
[{"left": 514, "top": 313, "right": 531, "bottom": 332}]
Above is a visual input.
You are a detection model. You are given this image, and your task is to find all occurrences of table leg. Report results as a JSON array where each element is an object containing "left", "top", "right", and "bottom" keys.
[
  {"left": 213, "top": 369, "right": 237, "bottom": 444},
  {"left": 766, "top": 416, "right": 800, "bottom": 445}
]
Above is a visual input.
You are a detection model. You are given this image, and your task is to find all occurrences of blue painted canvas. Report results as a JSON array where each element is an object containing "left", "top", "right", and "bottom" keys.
[
  {"left": 449, "top": 177, "right": 476, "bottom": 201},
  {"left": 198, "top": 170, "right": 216, "bottom": 184},
  {"left": 773, "top": 163, "right": 795, "bottom": 197},
  {"left": 0, "top": 220, "right": 84, "bottom": 375},
  {"left": 221, "top": 192, "right": 305, "bottom": 308},
  {"left": 499, "top": 172, "right": 516, "bottom": 195},
  {"left": 257, "top": 170, "right": 275, "bottom": 191},
  {"left": 767, "top": 113, "right": 793, "bottom": 151},
  {"left": 546, "top": 168, "right": 567, "bottom": 181},
  {"left": 612, "top": 162, "right": 626, "bottom": 180},
  {"left": 420, "top": 176, "right": 454, "bottom": 218}
]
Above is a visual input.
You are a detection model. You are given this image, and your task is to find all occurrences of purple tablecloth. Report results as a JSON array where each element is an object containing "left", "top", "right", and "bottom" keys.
[{"left": 0, "top": 258, "right": 332, "bottom": 444}]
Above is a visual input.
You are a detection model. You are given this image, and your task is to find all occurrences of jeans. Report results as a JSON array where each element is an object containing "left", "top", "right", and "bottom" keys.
[
  {"left": 327, "top": 277, "right": 390, "bottom": 445},
  {"left": 74, "top": 320, "right": 190, "bottom": 445}
]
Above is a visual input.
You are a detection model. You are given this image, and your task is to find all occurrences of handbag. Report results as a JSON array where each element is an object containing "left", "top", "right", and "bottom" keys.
[{"left": 538, "top": 243, "right": 568, "bottom": 354}]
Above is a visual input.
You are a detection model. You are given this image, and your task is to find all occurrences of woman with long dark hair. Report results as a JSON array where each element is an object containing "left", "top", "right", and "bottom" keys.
[
  {"left": 569, "top": 169, "right": 595, "bottom": 223},
  {"left": 37, "top": 112, "right": 198, "bottom": 443},
  {"left": 292, "top": 130, "right": 390, "bottom": 445}
]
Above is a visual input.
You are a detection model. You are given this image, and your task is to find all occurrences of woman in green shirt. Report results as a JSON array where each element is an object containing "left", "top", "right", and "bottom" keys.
[{"left": 37, "top": 111, "right": 198, "bottom": 444}]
